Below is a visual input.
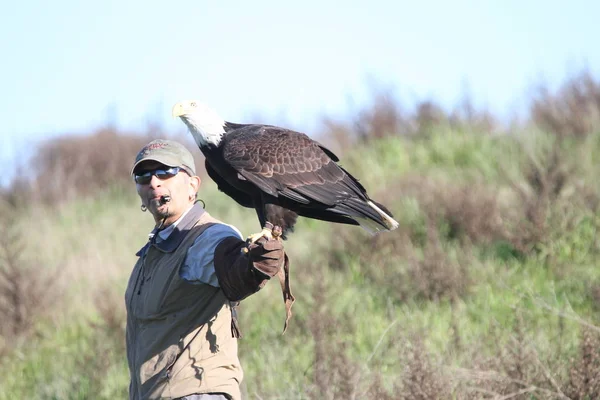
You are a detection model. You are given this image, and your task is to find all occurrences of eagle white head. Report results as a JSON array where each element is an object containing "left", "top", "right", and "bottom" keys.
[{"left": 172, "top": 100, "right": 226, "bottom": 147}]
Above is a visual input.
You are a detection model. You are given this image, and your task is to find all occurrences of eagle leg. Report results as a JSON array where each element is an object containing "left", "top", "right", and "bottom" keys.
[
  {"left": 243, "top": 221, "right": 275, "bottom": 251},
  {"left": 243, "top": 222, "right": 284, "bottom": 253},
  {"left": 246, "top": 223, "right": 274, "bottom": 244}
]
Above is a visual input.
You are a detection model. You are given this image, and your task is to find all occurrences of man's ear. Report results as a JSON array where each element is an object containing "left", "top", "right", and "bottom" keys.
[{"left": 189, "top": 176, "right": 201, "bottom": 199}]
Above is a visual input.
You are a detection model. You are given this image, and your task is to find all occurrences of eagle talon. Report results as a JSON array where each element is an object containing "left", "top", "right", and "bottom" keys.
[
  {"left": 242, "top": 225, "right": 277, "bottom": 253},
  {"left": 272, "top": 225, "right": 283, "bottom": 240},
  {"left": 246, "top": 226, "right": 273, "bottom": 245}
]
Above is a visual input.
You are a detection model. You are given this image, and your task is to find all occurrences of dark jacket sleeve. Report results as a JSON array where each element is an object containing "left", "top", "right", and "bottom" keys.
[{"left": 213, "top": 236, "right": 284, "bottom": 302}]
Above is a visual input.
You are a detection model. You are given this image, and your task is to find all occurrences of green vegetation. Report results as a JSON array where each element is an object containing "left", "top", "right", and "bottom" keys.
[
  {"left": 1, "top": 126, "right": 600, "bottom": 399},
  {"left": 2, "top": 71, "right": 600, "bottom": 399}
]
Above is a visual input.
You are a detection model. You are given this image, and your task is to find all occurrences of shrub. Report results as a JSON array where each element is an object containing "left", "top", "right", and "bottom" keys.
[
  {"left": 0, "top": 201, "right": 59, "bottom": 350},
  {"left": 564, "top": 326, "right": 600, "bottom": 399},
  {"left": 531, "top": 69, "right": 600, "bottom": 138},
  {"left": 27, "top": 129, "right": 153, "bottom": 205}
]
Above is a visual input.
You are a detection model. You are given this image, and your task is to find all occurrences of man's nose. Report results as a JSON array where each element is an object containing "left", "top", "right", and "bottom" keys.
[{"left": 148, "top": 174, "right": 162, "bottom": 188}]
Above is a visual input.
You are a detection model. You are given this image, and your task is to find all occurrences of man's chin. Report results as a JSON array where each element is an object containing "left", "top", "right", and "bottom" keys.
[{"left": 150, "top": 203, "right": 170, "bottom": 219}]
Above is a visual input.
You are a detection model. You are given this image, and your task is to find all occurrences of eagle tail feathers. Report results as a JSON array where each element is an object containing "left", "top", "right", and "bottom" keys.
[
  {"left": 330, "top": 197, "right": 399, "bottom": 233},
  {"left": 366, "top": 200, "right": 399, "bottom": 231},
  {"left": 354, "top": 216, "right": 390, "bottom": 234}
]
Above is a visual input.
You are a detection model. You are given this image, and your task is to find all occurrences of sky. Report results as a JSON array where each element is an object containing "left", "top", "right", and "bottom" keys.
[{"left": 1, "top": 0, "right": 599, "bottom": 184}]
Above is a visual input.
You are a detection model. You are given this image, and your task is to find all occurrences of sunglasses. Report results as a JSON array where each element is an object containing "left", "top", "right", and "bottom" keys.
[{"left": 134, "top": 166, "right": 182, "bottom": 185}]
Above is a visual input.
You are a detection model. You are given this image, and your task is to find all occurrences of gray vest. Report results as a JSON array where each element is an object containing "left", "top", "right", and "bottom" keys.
[{"left": 125, "top": 204, "right": 243, "bottom": 400}]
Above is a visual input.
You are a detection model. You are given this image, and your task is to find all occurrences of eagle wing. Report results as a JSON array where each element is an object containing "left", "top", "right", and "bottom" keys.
[
  {"left": 222, "top": 125, "right": 368, "bottom": 206},
  {"left": 205, "top": 161, "right": 255, "bottom": 208}
]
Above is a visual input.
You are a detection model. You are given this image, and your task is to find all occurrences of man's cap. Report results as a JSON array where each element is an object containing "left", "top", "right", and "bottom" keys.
[{"left": 131, "top": 139, "right": 196, "bottom": 176}]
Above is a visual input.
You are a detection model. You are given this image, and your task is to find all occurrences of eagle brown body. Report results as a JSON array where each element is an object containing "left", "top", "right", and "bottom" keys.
[
  {"left": 172, "top": 100, "right": 399, "bottom": 239},
  {"left": 200, "top": 122, "right": 395, "bottom": 239}
]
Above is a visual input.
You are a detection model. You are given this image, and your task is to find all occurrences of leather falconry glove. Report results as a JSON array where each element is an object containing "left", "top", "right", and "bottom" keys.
[
  {"left": 214, "top": 236, "right": 284, "bottom": 301},
  {"left": 214, "top": 236, "right": 294, "bottom": 334},
  {"left": 246, "top": 237, "right": 286, "bottom": 277}
]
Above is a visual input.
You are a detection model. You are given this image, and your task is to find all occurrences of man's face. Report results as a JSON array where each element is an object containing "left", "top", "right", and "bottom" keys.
[{"left": 134, "top": 161, "right": 200, "bottom": 226}]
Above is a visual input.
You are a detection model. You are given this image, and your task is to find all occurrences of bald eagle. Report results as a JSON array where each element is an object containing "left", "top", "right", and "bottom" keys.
[{"left": 172, "top": 101, "right": 399, "bottom": 242}]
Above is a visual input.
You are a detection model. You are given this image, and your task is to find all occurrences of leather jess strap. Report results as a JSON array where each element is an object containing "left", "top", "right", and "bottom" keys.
[{"left": 278, "top": 253, "right": 295, "bottom": 334}]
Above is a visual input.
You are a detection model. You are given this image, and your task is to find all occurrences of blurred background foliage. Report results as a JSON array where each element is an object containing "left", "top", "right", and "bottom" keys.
[{"left": 1, "top": 70, "right": 600, "bottom": 399}]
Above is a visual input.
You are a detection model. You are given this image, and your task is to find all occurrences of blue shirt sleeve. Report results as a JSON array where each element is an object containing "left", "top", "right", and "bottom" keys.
[{"left": 180, "top": 223, "right": 244, "bottom": 287}]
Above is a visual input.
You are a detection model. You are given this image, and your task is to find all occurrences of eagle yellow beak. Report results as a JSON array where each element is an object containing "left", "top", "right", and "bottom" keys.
[{"left": 171, "top": 102, "right": 186, "bottom": 118}]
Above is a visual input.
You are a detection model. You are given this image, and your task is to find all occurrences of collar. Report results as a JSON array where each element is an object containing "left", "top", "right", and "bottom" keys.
[
  {"left": 150, "top": 204, "right": 194, "bottom": 242},
  {"left": 136, "top": 202, "right": 206, "bottom": 256}
]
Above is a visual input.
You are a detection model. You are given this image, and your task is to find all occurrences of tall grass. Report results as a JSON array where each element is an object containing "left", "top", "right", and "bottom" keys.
[
  {"left": 2, "top": 71, "right": 600, "bottom": 399},
  {"left": 0, "top": 127, "right": 599, "bottom": 398}
]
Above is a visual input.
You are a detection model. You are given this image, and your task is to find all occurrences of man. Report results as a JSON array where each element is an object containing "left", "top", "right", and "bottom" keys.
[{"left": 125, "top": 139, "right": 285, "bottom": 400}]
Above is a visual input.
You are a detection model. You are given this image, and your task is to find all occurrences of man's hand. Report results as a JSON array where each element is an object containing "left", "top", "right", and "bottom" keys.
[
  {"left": 214, "top": 235, "right": 294, "bottom": 335},
  {"left": 214, "top": 236, "right": 285, "bottom": 303}
]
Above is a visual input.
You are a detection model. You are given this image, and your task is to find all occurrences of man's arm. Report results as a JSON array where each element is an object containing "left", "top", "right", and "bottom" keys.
[
  {"left": 180, "top": 224, "right": 244, "bottom": 287},
  {"left": 213, "top": 236, "right": 285, "bottom": 302}
]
